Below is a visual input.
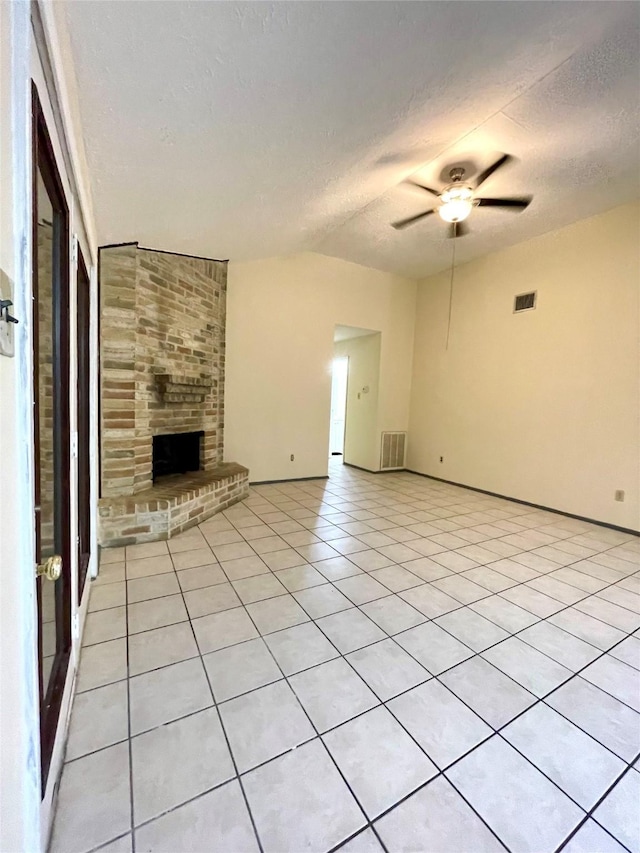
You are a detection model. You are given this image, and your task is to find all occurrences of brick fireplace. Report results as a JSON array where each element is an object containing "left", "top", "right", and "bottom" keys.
[{"left": 98, "top": 243, "right": 248, "bottom": 546}]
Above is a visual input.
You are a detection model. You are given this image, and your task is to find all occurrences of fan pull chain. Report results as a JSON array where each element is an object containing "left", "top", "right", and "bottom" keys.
[{"left": 445, "top": 222, "right": 456, "bottom": 350}]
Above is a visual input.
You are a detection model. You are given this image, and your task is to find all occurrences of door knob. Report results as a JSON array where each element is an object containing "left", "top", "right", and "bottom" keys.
[{"left": 36, "top": 555, "right": 62, "bottom": 581}]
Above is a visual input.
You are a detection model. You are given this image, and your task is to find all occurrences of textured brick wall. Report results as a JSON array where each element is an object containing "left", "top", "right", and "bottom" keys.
[
  {"left": 100, "top": 244, "right": 137, "bottom": 496},
  {"left": 100, "top": 244, "right": 227, "bottom": 497}
]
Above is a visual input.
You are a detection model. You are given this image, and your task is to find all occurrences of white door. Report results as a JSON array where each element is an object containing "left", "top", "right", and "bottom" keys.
[{"left": 329, "top": 356, "right": 348, "bottom": 455}]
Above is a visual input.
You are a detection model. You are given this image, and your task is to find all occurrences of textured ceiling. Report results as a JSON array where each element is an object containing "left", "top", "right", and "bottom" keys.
[{"left": 63, "top": 1, "right": 640, "bottom": 278}]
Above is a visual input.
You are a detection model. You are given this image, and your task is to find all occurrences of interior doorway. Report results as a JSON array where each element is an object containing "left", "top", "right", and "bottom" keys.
[
  {"left": 332, "top": 324, "right": 381, "bottom": 471},
  {"left": 329, "top": 356, "right": 348, "bottom": 456}
]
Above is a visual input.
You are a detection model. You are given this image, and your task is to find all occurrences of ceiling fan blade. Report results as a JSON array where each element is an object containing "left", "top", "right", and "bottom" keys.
[
  {"left": 446, "top": 221, "right": 469, "bottom": 238},
  {"left": 476, "top": 196, "right": 532, "bottom": 210},
  {"left": 391, "top": 209, "right": 436, "bottom": 230},
  {"left": 404, "top": 180, "right": 441, "bottom": 197},
  {"left": 475, "top": 154, "right": 512, "bottom": 188}
]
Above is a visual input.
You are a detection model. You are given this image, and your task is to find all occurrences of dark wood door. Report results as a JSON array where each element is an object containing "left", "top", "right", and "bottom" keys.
[
  {"left": 77, "top": 250, "right": 91, "bottom": 602},
  {"left": 32, "top": 84, "right": 72, "bottom": 791}
]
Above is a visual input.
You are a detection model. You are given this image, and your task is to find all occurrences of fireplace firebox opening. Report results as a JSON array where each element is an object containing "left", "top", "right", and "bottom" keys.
[{"left": 152, "top": 431, "right": 204, "bottom": 482}]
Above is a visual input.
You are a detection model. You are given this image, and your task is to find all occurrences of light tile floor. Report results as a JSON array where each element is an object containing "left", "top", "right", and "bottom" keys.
[{"left": 51, "top": 461, "right": 640, "bottom": 853}]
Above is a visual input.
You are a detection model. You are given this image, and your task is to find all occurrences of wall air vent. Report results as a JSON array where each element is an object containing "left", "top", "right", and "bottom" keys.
[
  {"left": 514, "top": 291, "right": 537, "bottom": 313},
  {"left": 380, "top": 432, "right": 407, "bottom": 471}
]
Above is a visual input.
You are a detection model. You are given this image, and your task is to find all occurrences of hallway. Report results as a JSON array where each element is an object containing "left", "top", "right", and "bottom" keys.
[{"left": 51, "top": 462, "right": 639, "bottom": 853}]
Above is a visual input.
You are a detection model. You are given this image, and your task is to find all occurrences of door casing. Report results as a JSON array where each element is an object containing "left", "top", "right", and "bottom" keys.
[{"left": 76, "top": 249, "right": 91, "bottom": 603}]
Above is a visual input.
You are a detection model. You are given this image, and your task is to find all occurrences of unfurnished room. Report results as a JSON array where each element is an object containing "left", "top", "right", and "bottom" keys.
[{"left": 1, "top": 2, "right": 639, "bottom": 852}]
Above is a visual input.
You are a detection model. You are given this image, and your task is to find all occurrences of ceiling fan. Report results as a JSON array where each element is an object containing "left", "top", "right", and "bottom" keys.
[{"left": 391, "top": 154, "right": 532, "bottom": 238}]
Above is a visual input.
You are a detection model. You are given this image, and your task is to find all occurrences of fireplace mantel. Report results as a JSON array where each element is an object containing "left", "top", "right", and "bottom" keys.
[{"left": 155, "top": 373, "right": 212, "bottom": 403}]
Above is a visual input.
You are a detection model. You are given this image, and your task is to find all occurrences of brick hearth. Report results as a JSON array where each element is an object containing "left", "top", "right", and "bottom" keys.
[{"left": 98, "top": 464, "right": 248, "bottom": 546}]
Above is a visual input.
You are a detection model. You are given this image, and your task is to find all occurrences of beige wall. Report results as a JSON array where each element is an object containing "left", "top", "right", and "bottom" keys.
[
  {"left": 334, "top": 333, "right": 382, "bottom": 470},
  {"left": 225, "top": 253, "right": 416, "bottom": 482},
  {"left": 408, "top": 202, "right": 640, "bottom": 530}
]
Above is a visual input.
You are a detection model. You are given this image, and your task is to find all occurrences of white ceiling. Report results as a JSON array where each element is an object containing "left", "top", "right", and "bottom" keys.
[{"left": 63, "top": 1, "right": 640, "bottom": 279}]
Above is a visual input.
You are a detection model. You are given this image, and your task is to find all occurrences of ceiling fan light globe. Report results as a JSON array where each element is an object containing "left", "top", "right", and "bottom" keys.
[
  {"left": 440, "top": 184, "right": 473, "bottom": 204},
  {"left": 438, "top": 199, "right": 473, "bottom": 223},
  {"left": 438, "top": 184, "right": 474, "bottom": 222}
]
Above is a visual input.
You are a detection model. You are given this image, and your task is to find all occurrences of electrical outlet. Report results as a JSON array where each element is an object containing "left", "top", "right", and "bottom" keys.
[
  {"left": 614, "top": 490, "right": 625, "bottom": 502},
  {"left": 439, "top": 456, "right": 443, "bottom": 463},
  {"left": 290, "top": 454, "right": 295, "bottom": 462}
]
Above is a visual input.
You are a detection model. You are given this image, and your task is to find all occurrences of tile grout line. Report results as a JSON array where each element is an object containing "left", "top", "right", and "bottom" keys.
[
  {"left": 183, "top": 548, "right": 638, "bottom": 847},
  {"left": 77, "top": 553, "right": 640, "bottom": 729},
  {"left": 180, "top": 558, "right": 397, "bottom": 853},
  {"left": 71, "top": 472, "right": 638, "bottom": 853},
  {"left": 294, "top": 633, "right": 513, "bottom": 853},
  {"left": 89, "top": 532, "right": 639, "bottom": 652},
  {"left": 120, "top": 481, "right": 638, "bottom": 574},
  {"left": 65, "top": 615, "right": 639, "bottom": 853},
  {"left": 296, "top": 581, "right": 640, "bottom": 847},
  {"left": 118, "top": 529, "right": 459, "bottom": 852},
  {"left": 65, "top": 614, "right": 640, "bottom": 787},
  {"left": 553, "top": 761, "right": 638, "bottom": 853},
  {"left": 124, "top": 554, "right": 136, "bottom": 853},
  {"left": 78, "top": 547, "right": 639, "bottom": 736},
  {"left": 210, "top": 555, "right": 510, "bottom": 853},
  {"left": 235, "top": 485, "right": 639, "bottom": 851},
  {"left": 217, "top": 593, "right": 391, "bottom": 853},
  {"left": 169, "top": 550, "right": 267, "bottom": 853}
]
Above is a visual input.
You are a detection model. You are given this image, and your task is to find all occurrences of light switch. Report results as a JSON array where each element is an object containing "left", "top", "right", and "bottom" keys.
[{"left": 0, "top": 268, "right": 16, "bottom": 358}]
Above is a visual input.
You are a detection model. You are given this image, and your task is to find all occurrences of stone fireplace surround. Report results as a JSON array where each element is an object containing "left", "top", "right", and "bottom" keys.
[{"left": 98, "top": 243, "right": 248, "bottom": 547}]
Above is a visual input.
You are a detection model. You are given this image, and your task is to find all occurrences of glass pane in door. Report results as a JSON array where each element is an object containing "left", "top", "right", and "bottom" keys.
[
  {"left": 36, "top": 170, "right": 58, "bottom": 691},
  {"left": 33, "top": 84, "right": 72, "bottom": 789}
]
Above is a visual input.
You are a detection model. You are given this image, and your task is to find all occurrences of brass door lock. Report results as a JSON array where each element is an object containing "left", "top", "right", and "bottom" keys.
[{"left": 36, "top": 555, "right": 62, "bottom": 581}]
